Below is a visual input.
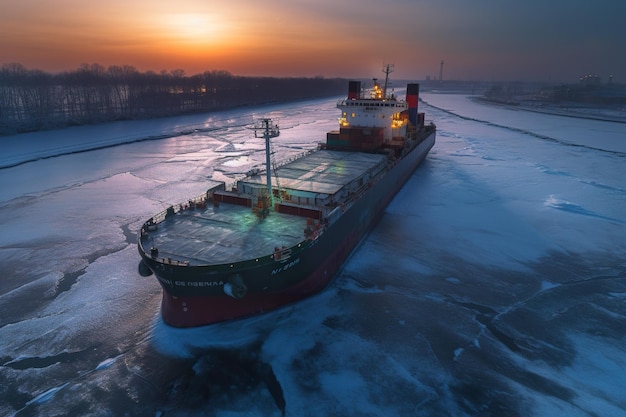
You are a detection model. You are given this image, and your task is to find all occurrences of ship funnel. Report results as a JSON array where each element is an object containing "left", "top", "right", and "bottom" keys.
[
  {"left": 406, "top": 83, "right": 419, "bottom": 126},
  {"left": 348, "top": 81, "right": 361, "bottom": 99}
]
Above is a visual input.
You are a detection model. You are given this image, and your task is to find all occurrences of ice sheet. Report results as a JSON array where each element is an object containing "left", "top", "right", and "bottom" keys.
[{"left": 1, "top": 94, "right": 625, "bottom": 416}]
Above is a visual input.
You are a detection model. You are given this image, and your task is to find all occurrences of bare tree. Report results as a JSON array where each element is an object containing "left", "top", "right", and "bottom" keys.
[{"left": 0, "top": 63, "right": 346, "bottom": 135}]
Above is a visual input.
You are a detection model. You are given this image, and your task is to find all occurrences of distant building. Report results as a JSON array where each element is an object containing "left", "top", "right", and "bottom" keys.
[
  {"left": 579, "top": 74, "right": 601, "bottom": 86},
  {"left": 551, "top": 75, "right": 626, "bottom": 104}
]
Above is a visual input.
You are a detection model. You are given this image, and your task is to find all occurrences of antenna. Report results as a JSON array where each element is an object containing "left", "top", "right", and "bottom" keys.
[
  {"left": 254, "top": 118, "right": 280, "bottom": 207},
  {"left": 382, "top": 63, "right": 394, "bottom": 99}
]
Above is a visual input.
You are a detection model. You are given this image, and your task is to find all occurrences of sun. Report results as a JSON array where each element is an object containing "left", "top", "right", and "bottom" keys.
[{"left": 164, "top": 13, "right": 228, "bottom": 46}]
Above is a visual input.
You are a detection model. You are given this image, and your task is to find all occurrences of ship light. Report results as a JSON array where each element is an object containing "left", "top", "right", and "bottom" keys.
[
  {"left": 391, "top": 113, "right": 405, "bottom": 128},
  {"left": 339, "top": 117, "right": 349, "bottom": 127},
  {"left": 371, "top": 85, "right": 383, "bottom": 100}
]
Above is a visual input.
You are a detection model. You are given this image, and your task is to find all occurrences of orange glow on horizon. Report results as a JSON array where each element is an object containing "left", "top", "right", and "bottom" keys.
[
  {"left": 2, "top": 1, "right": 620, "bottom": 82},
  {"left": 150, "top": 13, "right": 234, "bottom": 49},
  {"left": 0, "top": 1, "right": 389, "bottom": 78}
]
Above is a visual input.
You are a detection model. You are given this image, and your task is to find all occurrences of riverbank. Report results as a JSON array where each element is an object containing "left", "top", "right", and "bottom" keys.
[
  {"left": 0, "top": 96, "right": 340, "bottom": 170},
  {"left": 474, "top": 96, "right": 626, "bottom": 124}
]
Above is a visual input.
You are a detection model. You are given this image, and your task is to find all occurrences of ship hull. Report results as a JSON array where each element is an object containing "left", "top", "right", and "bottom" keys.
[{"left": 144, "top": 130, "right": 435, "bottom": 327}]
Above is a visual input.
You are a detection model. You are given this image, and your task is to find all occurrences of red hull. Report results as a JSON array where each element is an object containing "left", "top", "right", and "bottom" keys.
[{"left": 160, "top": 234, "right": 355, "bottom": 327}]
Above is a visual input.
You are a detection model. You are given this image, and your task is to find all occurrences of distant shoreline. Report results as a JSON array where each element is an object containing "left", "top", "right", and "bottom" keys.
[
  {"left": 0, "top": 66, "right": 348, "bottom": 136},
  {"left": 0, "top": 95, "right": 340, "bottom": 170},
  {"left": 473, "top": 96, "right": 626, "bottom": 124}
]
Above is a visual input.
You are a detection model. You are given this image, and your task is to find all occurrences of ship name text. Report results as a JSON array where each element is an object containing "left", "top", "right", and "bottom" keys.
[
  {"left": 272, "top": 258, "right": 301, "bottom": 275},
  {"left": 157, "top": 276, "right": 224, "bottom": 287}
]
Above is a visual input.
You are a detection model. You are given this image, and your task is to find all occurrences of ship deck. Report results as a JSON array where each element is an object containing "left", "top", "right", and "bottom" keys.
[
  {"left": 245, "top": 150, "right": 387, "bottom": 195},
  {"left": 141, "top": 203, "right": 309, "bottom": 266},
  {"left": 141, "top": 150, "right": 388, "bottom": 266}
]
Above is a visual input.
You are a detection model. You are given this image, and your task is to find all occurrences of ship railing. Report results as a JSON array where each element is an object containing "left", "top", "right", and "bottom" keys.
[
  {"left": 337, "top": 98, "right": 407, "bottom": 107},
  {"left": 254, "top": 149, "right": 316, "bottom": 176},
  {"left": 226, "top": 149, "right": 317, "bottom": 192},
  {"left": 278, "top": 149, "right": 315, "bottom": 168},
  {"left": 222, "top": 149, "right": 316, "bottom": 192},
  {"left": 141, "top": 238, "right": 310, "bottom": 269},
  {"left": 154, "top": 256, "right": 190, "bottom": 267},
  {"left": 143, "top": 190, "right": 212, "bottom": 227}
]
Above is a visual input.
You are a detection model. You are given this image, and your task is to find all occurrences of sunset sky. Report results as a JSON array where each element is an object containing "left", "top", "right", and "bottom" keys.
[{"left": 1, "top": 0, "right": 624, "bottom": 83}]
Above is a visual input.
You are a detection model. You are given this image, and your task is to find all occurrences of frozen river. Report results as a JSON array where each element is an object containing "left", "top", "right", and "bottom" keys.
[{"left": 1, "top": 92, "right": 625, "bottom": 416}]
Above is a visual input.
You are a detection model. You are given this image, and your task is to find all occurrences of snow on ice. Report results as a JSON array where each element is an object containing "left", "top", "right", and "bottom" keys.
[{"left": 1, "top": 93, "right": 625, "bottom": 416}]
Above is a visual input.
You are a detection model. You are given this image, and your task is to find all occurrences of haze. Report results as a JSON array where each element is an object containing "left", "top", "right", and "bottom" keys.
[{"left": 1, "top": 0, "right": 624, "bottom": 82}]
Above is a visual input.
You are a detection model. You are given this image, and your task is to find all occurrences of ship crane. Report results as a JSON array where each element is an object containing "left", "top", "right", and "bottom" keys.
[
  {"left": 254, "top": 118, "right": 280, "bottom": 211},
  {"left": 382, "top": 63, "right": 394, "bottom": 99}
]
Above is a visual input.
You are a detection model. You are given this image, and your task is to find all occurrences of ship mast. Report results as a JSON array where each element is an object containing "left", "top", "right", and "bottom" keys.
[
  {"left": 254, "top": 118, "right": 280, "bottom": 206},
  {"left": 382, "top": 63, "right": 394, "bottom": 99}
]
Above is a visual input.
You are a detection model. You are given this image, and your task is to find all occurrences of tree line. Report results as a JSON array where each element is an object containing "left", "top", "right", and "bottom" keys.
[
  {"left": 0, "top": 63, "right": 347, "bottom": 135},
  {"left": 484, "top": 79, "right": 626, "bottom": 106}
]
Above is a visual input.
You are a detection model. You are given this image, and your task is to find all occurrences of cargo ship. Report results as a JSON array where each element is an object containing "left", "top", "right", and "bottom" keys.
[{"left": 138, "top": 65, "right": 436, "bottom": 327}]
